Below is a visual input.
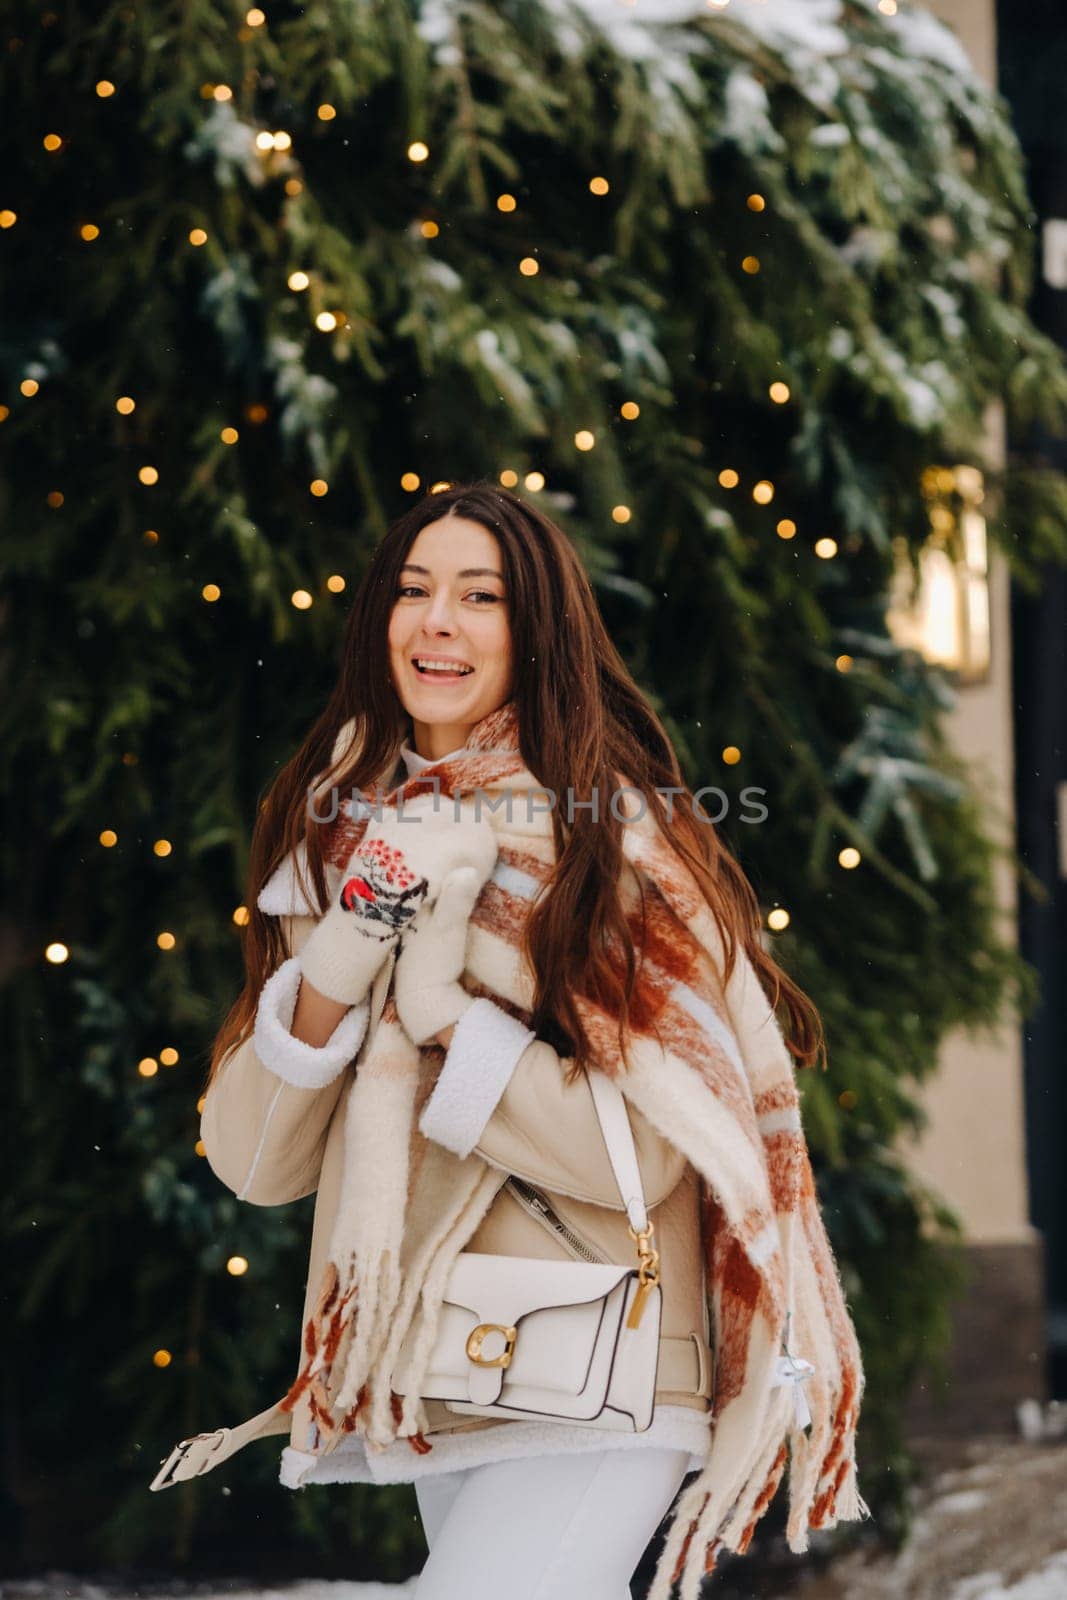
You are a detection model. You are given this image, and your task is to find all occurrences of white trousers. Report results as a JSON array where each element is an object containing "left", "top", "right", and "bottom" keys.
[{"left": 413, "top": 1446, "right": 693, "bottom": 1600}]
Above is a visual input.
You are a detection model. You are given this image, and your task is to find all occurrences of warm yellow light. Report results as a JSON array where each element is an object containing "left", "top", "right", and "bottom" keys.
[
  {"left": 96, "top": 80, "right": 116, "bottom": 97},
  {"left": 574, "top": 430, "right": 595, "bottom": 452},
  {"left": 877, "top": 0, "right": 897, "bottom": 12},
  {"left": 419, "top": 219, "right": 439, "bottom": 238},
  {"left": 143, "top": 529, "right": 159, "bottom": 545},
  {"left": 43, "top": 133, "right": 62, "bottom": 152},
  {"left": 287, "top": 270, "right": 309, "bottom": 292},
  {"left": 255, "top": 131, "right": 274, "bottom": 151},
  {"left": 285, "top": 177, "right": 303, "bottom": 196},
  {"left": 220, "top": 426, "right": 239, "bottom": 444},
  {"left": 233, "top": 904, "right": 250, "bottom": 926},
  {"left": 0, "top": 405, "right": 9, "bottom": 420},
  {"left": 776, "top": 518, "right": 796, "bottom": 539},
  {"left": 246, "top": 6, "right": 266, "bottom": 22},
  {"left": 838, "top": 847, "right": 861, "bottom": 869},
  {"left": 746, "top": 193, "right": 765, "bottom": 211},
  {"left": 326, "top": 574, "right": 346, "bottom": 592},
  {"left": 741, "top": 255, "right": 760, "bottom": 274},
  {"left": 291, "top": 589, "right": 313, "bottom": 610},
  {"left": 718, "top": 468, "right": 739, "bottom": 488},
  {"left": 213, "top": 85, "right": 233, "bottom": 102},
  {"left": 157, "top": 932, "right": 176, "bottom": 950},
  {"left": 246, "top": 402, "right": 269, "bottom": 423},
  {"left": 202, "top": 583, "right": 221, "bottom": 602},
  {"left": 589, "top": 176, "right": 610, "bottom": 195},
  {"left": 767, "top": 907, "right": 790, "bottom": 931},
  {"left": 153, "top": 839, "right": 172, "bottom": 857},
  {"left": 227, "top": 1255, "right": 249, "bottom": 1276},
  {"left": 20, "top": 379, "right": 39, "bottom": 397},
  {"left": 138, "top": 1057, "right": 159, "bottom": 1077},
  {"left": 138, "top": 465, "right": 159, "bottom": 485},
  {"left": 769, "top": 382, "right": 790, "bottom": 404},
  {"left": 80, "top": 223, "right": 101, "bottom": 241},
  {"left": 611, "top": 505, "right": 631, "bottom": 524},
  {"left": 273, "top": 131, "right": 292, "bottom": 151},
  {"left": 160, "top": 1047, "right": 180, "bottom": 1065},
  {"left": 153, "top": 1349, "right": 172, "bottom": 1367},
  {"left": 815, "top": 537, "right": 838, "bottom": 558},
  {"left": 752, "top": 480, "right": 774, "bottom": 504},
  {"left": 45, "top": 942, "right": 69, "bottom": 964},
  {"left": 620, "top": 401, "right": 640, "bottom": 420},
  {"left": 197, "top": 1095, "right": 207, "bottom": 1113},
  {"left": 189, "top": 228, "right": 208, "bottom": 246},
  {"left": 0, "top": 210, "right": 16, "bottom": 228},
  {"left": 722, "top": 746, "right": 741, "bottom": 765},
  {"left": 407, "top": 140, "right": 428, "bottom": 161},
  {"left": 519, "top": 257, "right": 539, "bottom": 276},
  {"left": 310, "top": 479, "right": 328, "bottom": 497},
  {"left": 496, "top": 193, "right": 517, "bottom": 212},
  {"left": 835, "top": 654, "right": 854, "bottom": 672},
  {"left": 99, "top": 829, "right": 118, "bottom": 848},
  {"left": 400, "top": 471, "right": 421, "bottom": 492},
  {"left": 116, "top": 395, "right": 135, "bottom": 414},
  {"left": 46, "top": 491, "right": 64, "bottom": 508},
  {"left": 315, "top": 102, "right": 336, "bottom": 121},
  {"left": 315, "top": 311, "right": 337, "bottom": 331},
  {"left": 499, "top": 469, "right": 519, "bottom": 488},
  {"left": 195, "top": 1138, "right": 206, "bottom": 1156},
  {"left": 524, "top": 471, "right": 545, "bottom": 491}
]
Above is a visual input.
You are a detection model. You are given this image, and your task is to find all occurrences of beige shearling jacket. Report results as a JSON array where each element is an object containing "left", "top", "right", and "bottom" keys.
[{"left": 200, "top": 905, "right": 713, "bottom": 1460}]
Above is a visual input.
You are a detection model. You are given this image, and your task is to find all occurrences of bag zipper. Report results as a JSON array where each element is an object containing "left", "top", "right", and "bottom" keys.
[{"left": 505, "top": 1176, "right": 606, "bottom": 1265}]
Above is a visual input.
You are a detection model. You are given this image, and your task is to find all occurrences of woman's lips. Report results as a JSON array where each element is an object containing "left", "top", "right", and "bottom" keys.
[{"left": 411, "top": 661, "right": 475, "bottom": 684}]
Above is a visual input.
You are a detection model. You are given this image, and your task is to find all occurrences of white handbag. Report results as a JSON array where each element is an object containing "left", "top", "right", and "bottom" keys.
[{"left": 393, "top": 1068, "right": 664, "bottom": 1433}]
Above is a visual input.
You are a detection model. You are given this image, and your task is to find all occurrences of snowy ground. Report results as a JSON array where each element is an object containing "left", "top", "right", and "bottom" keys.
[{"left": 4, "top": 1435, "right": 1065, "bottom": 1600}]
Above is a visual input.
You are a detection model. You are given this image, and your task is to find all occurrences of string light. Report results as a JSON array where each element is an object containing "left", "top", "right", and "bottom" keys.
[
  {"left": 407, "top": 140, "right": 428, "bottom": 161},
  {"left": 47, "top": 491, "right": 64, "bottom": 508},
  {"left": 160, "top": 1047, "right": 180, "bottom": 1065},
  {"left": 138, "top": 1057, "right": 159, "bottom": 1077},
  {"left": 777, "top": 518, "right": 796, "bottom": 539},
  {"left": 138, "top": 466, "right": 159, "bottom": 485},
  {"left": 309, "top": 478, "right": 328, "bottom": 496},
  {"left": 43, "top": 134, "right": 62, "bottom": 152},
  {"left": 99, "top": 829, "right": 118, "bottom": 847},
  {"left": 589, "top": 176, "right": 609, "bottom": 195},
  {"left": 496, "top": 193, "right": 516, "bottom": 212},
  {"left": 220, "top": 426, "right": 239, "bottom": 444},
  {"left": 718, "top": 468, "right": 739, "bottom": 488},
  {"left": 746, "top": 193, "right": 765, "bottom": 211},
  {"left": 767, "top": 907, "right": 790, "bottom": 931},
  {"left": 291, "top": 589, "right": 313, "bottom": 609},
  {"left": 45, "top": 942, "right": 69, "bottom": 964},
  {"left": 814, "top": 537, "right": 838, "bottom": 558},
  {"left": 153, "top": 839, "right": 172, "bottom": 857},
  {"left": 574, "top": 430, "right": 595, "bottom": 451},
  {"left": 752, "top": 480, "right": 774, "bottom": 504},
  {"left": 246, "top": 6, "right": 265, "bottom": 22},
  {"left": 315, "top": 311, "right": 337, "bottom": 331},
  {"left": 523, "top": 471, "right": 545, "bottom": 491},
  {"left": 722, "top": 746, "right": 741, "bottom": 765},
  {"left": 620, "top": 401, "right": 640, "bottom": 420},
  {"left": 326, "top": 574, "right": 346, "bottom": 592},
  {"left": 419, "top": 219, "right": 439, "bottom": 238},
  {"left": 836, "top": 654, "right": 854, "bottom": 672},
  {"left": 227, "top": 1256, "right": 249, "bottom": 1276},
  {"left": 153, "top": 1349, "right": 173, "bottom": 1367},
  {"left": 519, "top": 257, "right": 539, "bottom": 276},
  {"left": 741, "top": 255, "right": 760, "bottom": 274},
  {"left": 202, "top": 583, "right": 221, "bottom": 601},
  {"left": 95, "top": 80, "right": 116, "bottom": 97},
  {"left": 232, "top": 905, "right": 250, "bottom": 926},
  {"left": 769, "top": 382, "right": 790, "bottom": 404},
  {"left": 1, "top": 210, "right": 18, "bottom": 228},
  {"left": 212, "top": 85, "right": 233, "bottom": 102},
  {"left": 21, "top": 379, "right": 39, "bottom": 397},
  {"left": 156, "top": 932, "right": 176, "bottom": 950},
  {"left": 116, "top": 395, "right": 135, "bottom": 414},
  {"left": 189, "top": 228, "right": 207, "bottom": 246},
  {"left": 838, "top": 847, "right": 861, "bottom": 869},
  {"left": 400, "top": 471, "right": 420, "bottom": 491},
  {"left": 611, "top": 505, "right": 631, "bottom": 524},
  {"left": 498, "top": 469, "right": 519, "bottom": 488}
]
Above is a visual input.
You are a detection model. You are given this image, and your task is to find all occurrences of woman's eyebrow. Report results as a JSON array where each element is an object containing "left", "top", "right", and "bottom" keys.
[{"left": 399, "top": 563, "right": 504, "bottom": 580}]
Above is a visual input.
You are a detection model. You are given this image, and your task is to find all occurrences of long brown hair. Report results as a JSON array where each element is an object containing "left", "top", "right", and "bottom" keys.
[{"left": 205, "top": 480, "right": 825, "bottom": 1093}]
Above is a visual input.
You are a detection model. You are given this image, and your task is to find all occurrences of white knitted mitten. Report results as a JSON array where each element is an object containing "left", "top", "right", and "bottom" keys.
[
  {"left": 298, "top": 795, "right": 496, "bottom": 1007},
  {"left": 393, "top": 867, "right": 489, "bottom": 1046}
]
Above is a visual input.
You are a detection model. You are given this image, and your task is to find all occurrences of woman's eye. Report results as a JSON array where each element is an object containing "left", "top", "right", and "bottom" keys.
[{"left": 395, "top": 586, "right": 502, "bottom": 603}]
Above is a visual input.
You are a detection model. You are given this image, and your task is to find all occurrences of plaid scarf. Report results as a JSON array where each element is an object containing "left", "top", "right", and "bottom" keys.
[{"left": 279, "top": 700, "right": 869, "bottom": 1600}]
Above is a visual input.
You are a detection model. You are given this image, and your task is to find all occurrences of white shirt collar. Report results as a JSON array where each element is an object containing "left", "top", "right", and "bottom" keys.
[{"left": 399, "top": 739, "right": 468, "bottom": 776}]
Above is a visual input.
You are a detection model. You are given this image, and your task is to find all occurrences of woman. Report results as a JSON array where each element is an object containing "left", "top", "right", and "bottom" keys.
[{"left": 150, "top": 483, "right": 868, "bottom": 1600}]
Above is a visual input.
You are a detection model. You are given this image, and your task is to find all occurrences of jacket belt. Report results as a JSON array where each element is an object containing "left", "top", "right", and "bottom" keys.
[{"left": 150, "top": 1330, "right": 713, "bottom": 1493}]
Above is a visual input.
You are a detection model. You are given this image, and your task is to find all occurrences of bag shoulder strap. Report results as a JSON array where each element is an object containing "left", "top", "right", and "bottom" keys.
[{"left": 584, "top": 1068, "right": 648, "bottom": 1234}]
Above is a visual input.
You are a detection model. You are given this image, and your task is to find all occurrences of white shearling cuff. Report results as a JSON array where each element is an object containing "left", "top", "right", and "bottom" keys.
[
  {"left": 253, "top": 956, "right": 369, "bottom": 1090},
  {"left": 417, "top": 997, "right": 536, "bottom": 1159}
]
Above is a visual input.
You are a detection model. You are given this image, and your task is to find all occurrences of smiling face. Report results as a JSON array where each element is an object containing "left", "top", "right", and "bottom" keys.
[{"left": 387, "top": 513, "right": 513, "bottom": 761}]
